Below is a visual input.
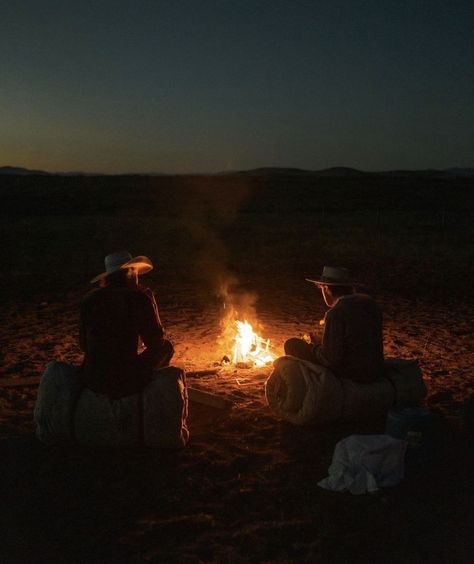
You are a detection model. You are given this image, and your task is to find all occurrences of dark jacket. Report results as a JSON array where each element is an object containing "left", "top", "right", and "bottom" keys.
[
  {"left": 80, "top": 282, "right": 165, "bottom": 398},
  {"left": 314, "top": 293, "right": 384, "bottom": 383}
]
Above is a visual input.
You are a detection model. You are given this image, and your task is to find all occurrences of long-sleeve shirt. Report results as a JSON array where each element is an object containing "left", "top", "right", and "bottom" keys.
[
  {"left": 313, "top": 293, "right": 384, "bottom": 383},
  {"left": 80, "top": 283, "right": 165, "bottom": 397}
]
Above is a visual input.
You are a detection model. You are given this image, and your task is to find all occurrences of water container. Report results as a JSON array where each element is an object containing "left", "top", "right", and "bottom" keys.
[{"left": 385, "top": 406, "right": 435, "bottom": 453}]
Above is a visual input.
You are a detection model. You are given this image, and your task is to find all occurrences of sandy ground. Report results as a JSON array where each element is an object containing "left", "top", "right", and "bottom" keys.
[{"left": 0, "top": 278, "right": 473, "bottom": 563}]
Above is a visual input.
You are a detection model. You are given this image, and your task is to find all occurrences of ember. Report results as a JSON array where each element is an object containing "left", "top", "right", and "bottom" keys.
[{"left": 232, "top": 320, "right": 274, "bottom": 367}]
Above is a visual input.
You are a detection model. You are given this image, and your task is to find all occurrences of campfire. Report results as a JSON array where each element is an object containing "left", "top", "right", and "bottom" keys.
[
  {"left": 217, "top": 282, "right": 276, "bottom": 369},
  {"left": 230, "top": 319, "right": 275, "bottom": 368}
]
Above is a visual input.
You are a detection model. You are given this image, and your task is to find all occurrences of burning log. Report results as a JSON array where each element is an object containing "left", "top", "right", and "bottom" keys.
[{"left": 231, "top": 320, "right": 275, "bottom": 367}]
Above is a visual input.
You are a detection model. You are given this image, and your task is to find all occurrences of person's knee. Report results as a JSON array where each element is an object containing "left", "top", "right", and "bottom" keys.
[
  {"left": 284, "top": 337, "right": 302, "bottom": 355},
  {"left": 151, "top": 340, "right": 174, "bottom": 370},
  {"left": 162, "top": 339, "right": 174, "bottom": 359},
  {"left": 284, "top": 337, "right": 314, "bottom": 361},
  {"left": 157, "top": 340, "right": 174, "bottom": 366}
]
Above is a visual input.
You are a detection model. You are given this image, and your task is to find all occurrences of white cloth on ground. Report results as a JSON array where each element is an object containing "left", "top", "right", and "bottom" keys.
[{"left": 318, "top": 434, "right": 407, "bottom": 494}]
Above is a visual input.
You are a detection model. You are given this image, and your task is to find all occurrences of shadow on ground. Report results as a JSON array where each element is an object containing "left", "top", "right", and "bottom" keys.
[{"left": 1, "top": 416, "right": 472, "bottom": 563}]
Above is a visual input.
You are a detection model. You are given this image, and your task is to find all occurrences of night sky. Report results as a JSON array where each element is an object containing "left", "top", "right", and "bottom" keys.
[{"left": 2, "top": 0, "right": 473, "bottom": 174}]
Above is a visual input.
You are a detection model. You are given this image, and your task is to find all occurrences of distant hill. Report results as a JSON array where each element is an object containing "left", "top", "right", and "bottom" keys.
[
  {"left": 0, "top": 166, "right": 50, "bottom": 176},
  {"left": 316, "top": 167, "right": 364, "bottom": 177},
  {"left": 224, "top": 166, "right": 365, "bottom": 177},
  {"left": 227, "top": 166, "right": 474, "bottom": 178},
  {"left": 445, "top": 168, "right": 474, "bottom": 177},
  {"left": 1, "top": 165, "right": 473, "bottom": 178},
  {"left": 0, "top": 166, "right": 167, "bottom": 177},
  {"left": 374, "top": 168, "right": 474, "bottom": 178},
  {"left": 231, "top": 167, "right": 315, "bottom": 176},
  {"left": 225, "top": 166, "right": 443, "bottom": 177}
]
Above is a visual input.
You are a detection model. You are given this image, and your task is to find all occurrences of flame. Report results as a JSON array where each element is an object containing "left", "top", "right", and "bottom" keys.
[{"left": 232, "top": 320, "right": 274, "bottom": 367}]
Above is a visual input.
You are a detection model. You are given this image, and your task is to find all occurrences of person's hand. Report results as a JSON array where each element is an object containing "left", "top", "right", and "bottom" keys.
[
  {"left": 143, "top": 286, "right": 154, "bottom": 298},
  {"left": 309, "top": 331, "right": 321, "bottom": 344}
]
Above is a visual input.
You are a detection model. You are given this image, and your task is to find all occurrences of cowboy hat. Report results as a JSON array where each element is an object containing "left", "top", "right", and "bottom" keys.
[
  {"left": 305, "top": 266, "right": 354, "bottom": 287},
  {"left": 90, "top": 250, "right": 153, "bottom": 284}
]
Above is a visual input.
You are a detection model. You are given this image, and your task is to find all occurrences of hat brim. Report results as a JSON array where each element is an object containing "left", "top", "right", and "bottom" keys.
[
  {"left": 90, "top": 256, "right": 153, "bottom": 284},
  {"left": 305, "top": 277, "right": 354, "bottom": 287}
]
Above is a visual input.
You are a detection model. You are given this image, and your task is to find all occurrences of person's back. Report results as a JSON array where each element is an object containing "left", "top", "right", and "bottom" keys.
[
  {"left": 285, "top": 267, "right": 385, "bottom": 384},
  {"left": 321, "top": 293, "right": 384, "bottom": 383},
  {"left": 80, "top": 251, "right": 172, "bottom": 398}
]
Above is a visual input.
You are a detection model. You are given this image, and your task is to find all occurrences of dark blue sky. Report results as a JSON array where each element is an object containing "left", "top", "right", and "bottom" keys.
[{"left": 2, "top": 0, "right": 473, "bottom": 173}]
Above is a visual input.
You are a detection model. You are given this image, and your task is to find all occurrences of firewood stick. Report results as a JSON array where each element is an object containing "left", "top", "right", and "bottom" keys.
[
  {"left": 186, "top": 369, "right": 220, "bottom": 377},
  {"left": 187, "top": 387, "right": 233, "bottom": 410}
]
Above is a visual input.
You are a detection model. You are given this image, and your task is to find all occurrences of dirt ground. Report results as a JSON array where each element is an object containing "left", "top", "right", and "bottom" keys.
[
  {"left": 1, "top": 275, "right": 473, "bottom": 563},
  {"left": 1, "top": 173, "right": 473, "bottom": 562}
]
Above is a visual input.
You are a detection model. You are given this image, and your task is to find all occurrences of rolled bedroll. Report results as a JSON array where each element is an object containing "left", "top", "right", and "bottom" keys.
[
  {"left": 265, "top": 356, "right": 427, "bottom": 425},
  {"left": 34, "top": 361, "right": 189, "bottom": 448}
]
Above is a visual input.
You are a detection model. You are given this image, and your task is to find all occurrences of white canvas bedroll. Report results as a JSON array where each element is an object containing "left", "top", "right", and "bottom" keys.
[
  {"left": 265, "top": 356, "right": 426, "bottom": 425},
  {"left": 34, "top": 361, "right": 189, "bottom": 448}
]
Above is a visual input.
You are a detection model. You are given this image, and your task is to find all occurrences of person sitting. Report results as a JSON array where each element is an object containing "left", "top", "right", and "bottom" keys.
[
  {"left": 79, "top": 250, "right": 174, "bottom": 399},
  {"left": 284, "top": 266, "right": 384, "bottom": 383}
]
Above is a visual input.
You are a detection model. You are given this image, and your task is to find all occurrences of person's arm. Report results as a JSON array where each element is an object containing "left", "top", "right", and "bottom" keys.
[
  {"left": 312, "top": 310, "right": 345, "bottom": 372},
  {"left": 138, "top": 290, "right": 165, "bottom": 357},
  {"left": 309, "top": 319, "right": 325, "bottom": 345}
]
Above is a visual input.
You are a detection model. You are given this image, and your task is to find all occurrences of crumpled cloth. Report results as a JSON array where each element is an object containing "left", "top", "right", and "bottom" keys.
[{"left": 318, "top": 434, "right": 407, "bottom": 494}]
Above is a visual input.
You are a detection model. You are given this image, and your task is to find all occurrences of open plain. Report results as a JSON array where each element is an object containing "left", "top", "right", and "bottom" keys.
[{"left": 1, "top": 172, "right": 473, "bottom": 563}]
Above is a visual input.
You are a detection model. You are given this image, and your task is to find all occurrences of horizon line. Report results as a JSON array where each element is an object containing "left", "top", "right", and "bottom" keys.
[{"left": 1, "top": 164, "right": 474, "bottom": 177}]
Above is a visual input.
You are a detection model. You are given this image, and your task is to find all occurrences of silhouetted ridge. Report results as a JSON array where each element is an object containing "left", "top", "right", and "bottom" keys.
[
  {"left": 232, "top": 167, "right": 313, "bottom": 176},
  {"left": 316, "top": 167, "right": 364, "bottom": 176},
  {"left": 0, "top": 166, "right": 50, "bottom": 175},
  {"left": 1, "top": 165, "right": 473, "bottom": 178}
]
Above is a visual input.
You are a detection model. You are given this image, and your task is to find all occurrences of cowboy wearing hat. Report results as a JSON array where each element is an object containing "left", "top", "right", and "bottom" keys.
[
  {"left": 79, "top": 251, "right": 174, "bottom": 398},
  {"left": 284, "top": 266, "right": 384, "bottom": 383}
]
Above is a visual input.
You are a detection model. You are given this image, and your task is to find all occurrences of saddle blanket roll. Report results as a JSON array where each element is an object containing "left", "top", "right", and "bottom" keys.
[
  {"left": 265, "top": 356, "right": 426, "bottom": 425},
  {"left": 34, "top": 361, "right": 189, "bottom": 448}
]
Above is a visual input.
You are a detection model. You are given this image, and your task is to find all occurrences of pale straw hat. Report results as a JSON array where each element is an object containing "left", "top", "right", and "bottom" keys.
[{"left": 90, "top": 250, "right": 153, "bottom": 284}]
